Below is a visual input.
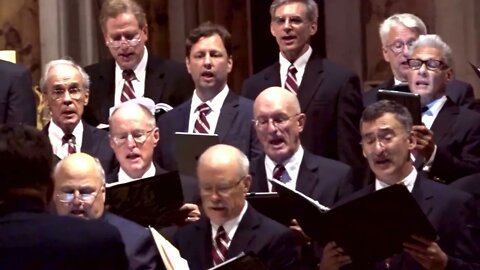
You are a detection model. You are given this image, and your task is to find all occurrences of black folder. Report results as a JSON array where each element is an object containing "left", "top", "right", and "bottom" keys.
[
  {"left": 105, "top": 171, "right": 184, "bottom": 228},
  {"left": 246, "top": 192, "right": 293, "bottom": 225},
  {"left": 270, "top": 179, "right": 437, "bottom": 265},
  {"left": 377, "top": 89, "right": 422, "bottom": 125},
  {"left": 208, "top": 252, "right": 268, "bottom": 270}
]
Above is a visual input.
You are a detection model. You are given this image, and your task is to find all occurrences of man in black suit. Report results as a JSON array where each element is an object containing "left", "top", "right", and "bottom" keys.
[
  {"left": 53, "top": 152, "right": 164, "bottom": 270},
  {"left": 405, "top": 35, "right": 480, "bottom": 183},
  {"left": 242, "top": 0, "right": 365, "bottom": 184},
  {"left": 0, "top": 124, "right": 128, "bottom": 270},
  {"left": 363, "top": 13, "right": 475, "bottom": 108},
  {"left": 0, "top": 60, "right": 36, "bottom": 125},
  {"left": 319, "top": 100, "right": 480, "bottom": 270},
  {"left": 83, "top": 0, "right": 193, "bottom": 127},
  {"left": 108, "top": 98, "right": 201, "bottom": 222},
  {"left": 41, "top": 59, "right": 117, "bottom": 175},
  {"left": 174, "top": 144, "right": 300, "bottom": 270},
  {"left": 155, "top": 22, "right": 262, "bottom": 171}
]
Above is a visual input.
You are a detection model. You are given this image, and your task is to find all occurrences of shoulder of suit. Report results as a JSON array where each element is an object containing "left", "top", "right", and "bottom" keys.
[
  {"left": 420, "top": 177, "right": 473, "bottom": 205},
  {"left": 104, "top": 211, "right": 149, "bottom": 236},
  {"left": 306, "top": 150, "right": 351, "bottom": 172}
]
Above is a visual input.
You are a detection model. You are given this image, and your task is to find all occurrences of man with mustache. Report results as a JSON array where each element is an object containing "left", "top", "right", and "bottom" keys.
[
  {"left": 174, "top": 144, "right": 300, "bottom": 270},
  {"left": 53, "top": 152, "right": 164, "bottom": 270},
  {"left": 83, "top": 0, "right": 193, "bottom": 127},
  {"left": 41, "top": 59, "right": 117, "bottom": 174},
  {"left": 405, "top": 34, "right": 480, "bottom": 183},
  {"left": 363, "top": 13, "right": 474, "bottom": 108},
  {"left": 242, "top": 0, "right": 366, "bottom": 188},
  {"left": 155, "top": 22, "right": 261, "bottom": 171},
  {"left": 318, "top": 100, "right": 480, "bottom": 270}
]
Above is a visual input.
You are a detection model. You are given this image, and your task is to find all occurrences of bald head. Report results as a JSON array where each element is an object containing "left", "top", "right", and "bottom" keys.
[
  {"left": 253, "top": 87, "right": 305, "bottom": 164},
  {"left": 53, "top": 153, "right": 106, "bottom": 219},
  {"left": 197, "top": 144, "right": 251, "bottom": 225}
]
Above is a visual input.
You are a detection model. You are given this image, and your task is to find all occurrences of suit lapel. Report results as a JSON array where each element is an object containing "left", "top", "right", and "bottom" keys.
[
  {"left": 215, "top": 91, "right": 239, "bottom": 142},
  {"left": 297, "top": 56, "right": 325, "bottom": 112},
  {"left": 430, "top": 99, "right": 458, "bottom": 145},
  {"left": 262, "top": 62, "right": 281, "bottom": 86},
  {"left": 226, "top": 206, "right": 259, "bottom": 259},
  {"left": 411, "top": 176, "right": 434, "bottom": 217},
  {"left": 295, "top": 151, "right": 319, "bottom": 198},
  {"left": 144, "top": 56, "right": 166, "bottom": 102},
  {"left": 193, "top": 218, "right": 214, "bottom": 268},
  {"left": 81, "top": 122, "right": 95, "bottom": 153},
  {"left": 175, "top": 100, "right": 192, "bottom": 132},
  {"left": 250, "top": 156, "right": 269, "bottom": 192}
]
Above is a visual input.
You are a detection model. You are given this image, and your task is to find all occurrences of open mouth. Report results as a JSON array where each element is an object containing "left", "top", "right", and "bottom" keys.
[
  {"left": 70, "top": 209, "right": 86, "bottom": 217},
  {"left": 269, "top": 137, "right": 285, "bottom": 147},
  {"left": 201, "top": 71, "right": 215, "bottom": 80},
  {"left": 126, "top": 152, "right": 141, "bottom": 160},
  {"left": 415, "top": 80, "right": 430, "bottom": 88}
]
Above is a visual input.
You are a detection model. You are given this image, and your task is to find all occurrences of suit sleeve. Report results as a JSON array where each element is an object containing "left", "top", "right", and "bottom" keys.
[
  {"left": 130, "top": 230, "right": 164, "bottom": 270},
  {"left": 241, "top": 77, "right": 260, "bottom": 101},
  {"left": 7, "top": 65, "right": 36, "bottom": 126},
  {"left": 264, "top": 229, "right": 302, "bottom": 270}
]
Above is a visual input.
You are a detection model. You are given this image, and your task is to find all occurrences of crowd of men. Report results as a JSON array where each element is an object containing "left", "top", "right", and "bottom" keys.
[{"left": 1, "top": 0, "right": 480, "bottom": 269}]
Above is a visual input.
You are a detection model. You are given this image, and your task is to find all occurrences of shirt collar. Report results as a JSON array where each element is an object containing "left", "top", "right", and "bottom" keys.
[
  {"left": 423, "top": 95, "right": 447, "bottom": 117},
  {"left": 375, "top": 166, "right": 417, "bottom": 193},
  {"left": 279, "top": 46, "right": 312, "bottom": 69},
  {"left": 211, "top": 201, "right": 248, "bottom": 243},
  {"left": 48, "top": 120, "right": 84, "bottom": 147},
  {"left": 117, "top": 161, "right": 155, "bottom": 183},
  {"left": 265, "top": 146, "right": 304, "bottom": 183},
  {"left": 191, "top": 84, "right": 229, "bottom": 114},
  {"left": 115, "top": 46, "right": 148, "bottom": 79}
]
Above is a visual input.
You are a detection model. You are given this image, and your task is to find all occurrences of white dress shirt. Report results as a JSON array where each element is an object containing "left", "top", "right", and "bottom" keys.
[
  {"left": 48, "top": 121, "right": 84, "bottom": 159},
  {"left": 187, "top": 85, "right": 229, "bottom": 134},
  {"left": 375, "top": 166, "right": 417, "bottom": 193},
  {"left": 114, "top": 47, "right": 148, "bottom": 106},
  {"left": 210, "top": 202, "right": 248, "bottom": 248},
  {"left": 265, "top": 146, "right": 304, "bottom": 191},
  {"left": 117, "top": 161, "right": 155, "bottom": 183},
  {"left": 279, "top": 46, "right": 312, "bottom": 88}
]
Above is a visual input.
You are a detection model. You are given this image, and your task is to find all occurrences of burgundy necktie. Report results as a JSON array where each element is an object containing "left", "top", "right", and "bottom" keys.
[
  {"left": 62, "top": 134, "right": 76, "bottom": 155},
  {"left": 211, "top": 226, "right": 229, "bottom": 266},
  {"left": 194, "top": 103, "right": 211, "bottom": 133},
  {"left": 272, "top": 164, "right": 286, "bottom": 192},
  {"left": 121, "top": 69, "right": 136, "bottom": 102},
  {"left": 284, "top": 64, "right": 298, "bottom": 92}
]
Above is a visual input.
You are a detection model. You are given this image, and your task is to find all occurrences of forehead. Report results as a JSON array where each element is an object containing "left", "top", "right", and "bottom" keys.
[
  {"left": 47, "top": 65, "right": 81, "bottom": 85},
  {"left": 274, "top": 2, "right": 308, "bottom": 17},
  {"left": 410, "top": 46, "right": 443, "bottom": 60},
  {"left": 361, "top": 113, "right": 403, "bottom": 134},
  {"left": 198, "top": 161, "right": 238, "bottom": 185},
  {"left": 55, "top": 165, "right": 102, "bottom": 188},
  {"left": 387, "top": 24, "right": 418, "bottom": 41},
  {"left": 110, "top": 106, "right": 150, "bottom": 130},
  {"left": 190, "top": 34, "right": 226, "bottom": 53},
  {"left": 254, "top": 94, "right": 292, "bottom": 115},
  {"left": 105, "top": 12, "right": 140, "bottom": 33}
]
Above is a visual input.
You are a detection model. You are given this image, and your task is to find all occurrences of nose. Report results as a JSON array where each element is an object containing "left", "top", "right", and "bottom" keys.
[
  {"left": 283, "top": 18, "right": 293, "bottom": 29},
  {"left": 402, "top": 43, "right": 410, "bottom": 56},
  {"left": 373, "top": 139, "right": 387, "bottom": 153},
  {"left": 266, "top": 119, "right": 279, "bottom": 133},
  {"left": 203, "top": 54, "right": 212, "bottom": 68},
  {"left": 63, "top": 91, "right": 73, "bottom": 103},
  {"left": 71, "top": 191, "right": 82, "bottom": 206},
  {"left": 125, "top": 134, "right": 137, "bottom": 148}
]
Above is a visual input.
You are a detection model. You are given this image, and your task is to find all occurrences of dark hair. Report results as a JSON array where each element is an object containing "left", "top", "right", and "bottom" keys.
[
  {"left": 99, "top": 0, "right": 147, "bottom": 33},
  {"left": 186, "top": 22, "right": 232, "bottom": 57},
  {"left": 361, "top": 100, "right": 413, "bottom": 132},
  {"left": 0, "top": 124, "right": 54, "bottom": 198}
]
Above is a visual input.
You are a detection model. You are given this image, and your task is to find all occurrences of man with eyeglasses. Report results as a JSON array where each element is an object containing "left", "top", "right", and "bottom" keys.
[
  {"left": 0, "top": 124, "right": 128, "bottom": 269},
  {"left": 83, "top": 0, "right": 193, "bottom": 127},
  {"left": 53, "top": 152, "right": 164, "bottom": 270},
  {"left": 404, "top": 34, "right": 480, "bottom": 183},
  {"left": 174, "top": 144, "right": 301, "bottom": 270},
  {"left": 242, "top": 0, "right": 366, "bottom": 188},
  {"left": 318, "top": 100, "right": 480, "bottom": 270},
  {"left": 363, "top": 13, "right": 474, "bottom": 108},
  {"left": 41, "top": 59, "right": 117, "bottom": 175},
  {"left": 107, "top": 98, "right": 200, "bottom": 225},
  {"left": 155, "top": 22, "right": 262, "bottom": 172},
  {"left": 251, "top": 86, "right": 354, "bottom": 269}
]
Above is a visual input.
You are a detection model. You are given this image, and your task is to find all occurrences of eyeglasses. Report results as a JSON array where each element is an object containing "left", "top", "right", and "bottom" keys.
[
  {"left": 105, "top": 34, "right": 142, "bottom": 48},
  {"left": 110, "top": 128, "right": 155, "bottom": 146},
  {"left": 407, "top": 58, "right": 448, "bottom": 71},
  {"left": 56, "top": 191, "right": 99, "bottom": 204},
  {"left": 200, "top": 176, "right": 246, "bottom": 196},
  {"left": 272, "top": 16, "right": 306, "bottom": 27},
  {"left": 253, "top": 113, "right": 300, "bottom": 129},
  {"left": 361, "top": 129, "right": 407, "bottom": 147},
  {"left": 50, "top": 87, "right": 84, "bottom": 100},
  {"left": 386, "top": 40, "right": 415, "bottom": 54}
]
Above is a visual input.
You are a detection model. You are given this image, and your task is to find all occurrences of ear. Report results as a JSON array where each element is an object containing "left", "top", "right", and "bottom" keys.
[
  {"left": 309, "top": 20, "right": 318, "bottom": 36},
  {"left": 108, "top": 134, "right": 116, "bottom": 149},
  {"left": 185, "top": 56, "right": 191, "bottom": 74},
  {"left": 143, "top": 24, "right": 149, "bottom": 42},
  {"left": 407, "top": 130, "right": 416, "bottom": 151},
  {"left": 152, "top": 127, "right": 160, "bottom": 147},
  {"left": 84, "top": 89, "right": 90, "bottom": 106},
  {"left": 297, "top": 113, "right": 306, "bottom": 133},
  {"left": 270, "top": 21, "right": 276, "bottom": 37},
  {"left": 227, "top": 56, "right": 233, "bottom": 74},
  {"left": 243, "top": 175, "right": 252, "bottom": 193},
  {"left": 445, "top": 68, "right": 454, "bottom": 81},
  {"left": 382, "top": 47, "right": 390, "bottom": 62}
]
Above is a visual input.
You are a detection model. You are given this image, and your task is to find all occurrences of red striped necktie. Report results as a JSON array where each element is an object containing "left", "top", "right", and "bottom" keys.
[
  {"left": 62, "top": 134, "right": 76, "bottom": 155},
  {"left": 121, "top": 69, "right": 136, "bottom": 102},
  {"left": 211, "top": 226, "right": 229, "bottom": 266},
  {"left": 285, "top": 64, "right": 298, "bottom": 92},
  {"left": 194, "top": 103, "right": 211, "bottom": 133}
]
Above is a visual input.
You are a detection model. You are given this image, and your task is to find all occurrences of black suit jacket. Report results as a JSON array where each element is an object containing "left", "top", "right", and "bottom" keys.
[
  {"left": 104, "top": 212, "right": 164, "bottom": 270},
  {"left": 337, "top": 175, "right": 480, "bottom": 269},
  {"left": 83, "top": 55, "right": 194, "bottom": 126},
  {"left": 242, "top": 56, "right": 366, "bottom": 189},
  {"left": 174, "top": 205, "right": 301, "bottom": 270},
  {"left": 250, "top": 150, "right": 354, "bottom": 207},
  {"left": 0, "top": 60, "right": 36, "bottom": 126},
  {"left": 427, "top": 98, "right": 480, "bottom": 183},
  {"left": 155, "top": 90, "right": 262, "bottom": 171},
  {"left": 43, "top": 121, "right": 118, "bottom": 175},
  {"left": 363, "top": 77, "right": 475, "bottom": 108},
  {"left": 0, "top": 196, "right": 128, "bottom": 269}
]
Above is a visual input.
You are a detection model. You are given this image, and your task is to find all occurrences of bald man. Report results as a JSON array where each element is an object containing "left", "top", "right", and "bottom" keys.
[
  {"left": 174, "top": 144, "right": 300, "bottom": 270},
  {"left": 53, "top": 153, "right": 164, "bottom": 270},
  {"left": 250, "top": 87, "right": 355, "bottom": 268}
]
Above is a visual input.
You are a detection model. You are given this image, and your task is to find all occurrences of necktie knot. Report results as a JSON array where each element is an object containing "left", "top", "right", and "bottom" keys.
[
  {"left": 273, "top": 164, "right": 286, "bottom": 181},
  {"left": 197, "top": 103, "right": 210, "bottom": 114},
  {"left": 122, "top": 69, "right": 136, "bottom": 81},
  {"left": 212, "top": 226, "right": 229, "bottom": 265},
  {"left": 288, "top": 64, "right": 297, "bottom": 74},
  {"left": 62, "top": 133, "right": 76, "bottom": 145}
]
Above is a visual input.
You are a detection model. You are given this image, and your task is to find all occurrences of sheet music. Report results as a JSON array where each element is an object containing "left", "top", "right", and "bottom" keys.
[{"left": 268, "top": 178, "right": 330, "bottom": 212}]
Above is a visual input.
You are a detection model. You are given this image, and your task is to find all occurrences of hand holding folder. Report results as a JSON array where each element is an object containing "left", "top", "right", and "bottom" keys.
[
  {"left": 105, "top": 171, "right": 184, "bottom": 228},
  {"left": 269, "top": 178, "right": 437, "bottom": 265}
]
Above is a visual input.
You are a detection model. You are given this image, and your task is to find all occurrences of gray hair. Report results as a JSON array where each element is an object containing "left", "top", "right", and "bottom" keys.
[
  {"left": 109, "top": 102, "right": 156, "bottom": 130},
  {"left": 237, "top": 149, "right": 250, "bottom": 178},
  {"left": 270, "top": 0, "right": 318, "bottom": 22},
  {"left": 40, "top": 59, "right": 90, "bottom": 92},
  {"left": 93, "top": 157, "right": 106, "bottom": 184},
  {"left": 379, "top": 13, "right": 427, "bottom": 47},
  {"left": 408, "top": 34, "right": 453, "bottom": 67}
]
